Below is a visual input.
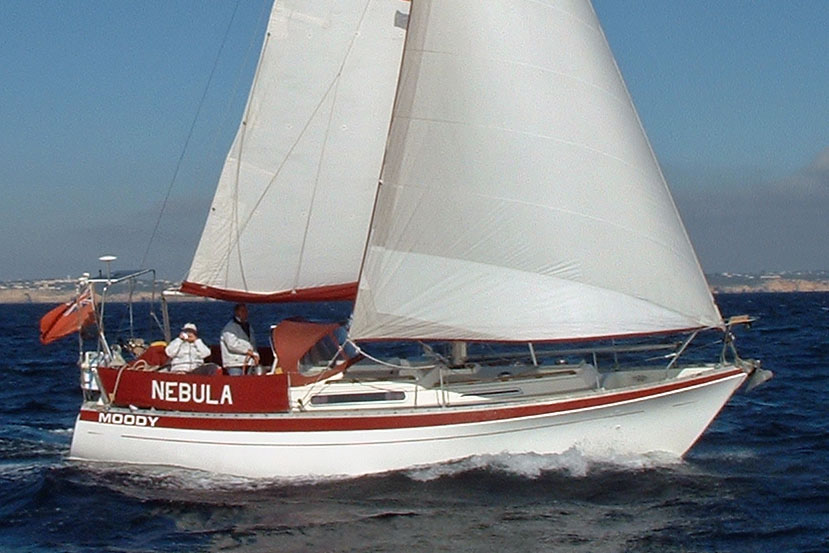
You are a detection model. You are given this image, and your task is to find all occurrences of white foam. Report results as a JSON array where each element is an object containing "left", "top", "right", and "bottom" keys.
[
  {"left": 68, "top": 448, "right": 683, "bottom": 489},
  {"left": 689, "top": 447, "right": 759, "bottom": 463},
  {"left": 405, "top": 448, "right": 681, "bottom": 482},
  {"left": 47, "top": 427, "right": 74, "bottom": 436}
]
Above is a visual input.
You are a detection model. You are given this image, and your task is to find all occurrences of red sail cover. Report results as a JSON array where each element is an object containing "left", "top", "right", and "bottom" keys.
[
  {"left": 179, "top": 281, "right": 357, "bottom": 303},
  {"left": 272, "top": 321, "right": 354, "bottom": 386},
  {"left": 39, "top": 288, "right": 95, "bottom": 345}
]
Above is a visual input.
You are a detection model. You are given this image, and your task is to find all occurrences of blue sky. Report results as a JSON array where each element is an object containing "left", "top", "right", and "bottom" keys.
[{"left": 0, "top": 0, "right": 826, "bottom": 280}]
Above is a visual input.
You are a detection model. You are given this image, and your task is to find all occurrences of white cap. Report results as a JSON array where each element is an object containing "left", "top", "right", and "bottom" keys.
[{"left": 182, "top": 323, "right": 197, "bottom": 333}]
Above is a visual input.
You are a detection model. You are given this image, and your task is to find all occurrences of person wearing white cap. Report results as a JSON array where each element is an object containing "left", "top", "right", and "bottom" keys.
[{"left": 164, "top": 322, "right": 211, "bottom": 373}]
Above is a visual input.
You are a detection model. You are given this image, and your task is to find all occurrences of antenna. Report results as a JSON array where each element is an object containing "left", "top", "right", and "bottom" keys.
[{"left": 98, "top": 255, "right": 117, "bottom": 283}]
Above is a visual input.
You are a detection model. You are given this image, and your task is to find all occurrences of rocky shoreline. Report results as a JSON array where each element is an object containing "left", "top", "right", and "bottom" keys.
[
  {"left": 710, "top": 279, "right": 829, "bottom": 294},
  {"left": 3, "top": 277, "right": 828, "bottom": 304},
  {"left": 0, "top": 289, "right": 210, "bottom": 304}
]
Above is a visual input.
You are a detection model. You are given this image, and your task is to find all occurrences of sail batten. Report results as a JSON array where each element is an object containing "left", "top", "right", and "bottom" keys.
[
  {"left": 350, "top": 0, "right": 722, "bottom": 342},
  {"left": 184, "top": 0, "right": 409, "bottom": 301}
]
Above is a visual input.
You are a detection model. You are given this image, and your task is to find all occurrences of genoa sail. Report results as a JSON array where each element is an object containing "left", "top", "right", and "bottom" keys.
[
  {"left": 182, "top": 0, "right": 409, "bottom": 302},
  {"left": 350, "top": 0, "right": 722, "bottom": 341}
]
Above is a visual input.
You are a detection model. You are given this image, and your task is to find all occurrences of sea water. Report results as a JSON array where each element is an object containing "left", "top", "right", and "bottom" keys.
[{"left": 1, "top": 294, "right": 827, "bottom": 552}]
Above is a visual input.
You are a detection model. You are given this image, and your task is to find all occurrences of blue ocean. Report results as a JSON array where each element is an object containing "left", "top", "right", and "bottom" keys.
[{"left": 1, "top": 293, "right": 827, "bottom": 552}]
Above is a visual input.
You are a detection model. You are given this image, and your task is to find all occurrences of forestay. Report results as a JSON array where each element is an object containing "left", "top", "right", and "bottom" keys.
[
  {"left": 351, "top": 0, "right": 722, "bottom": 341},
  {"left": 183, "top": 0, "right": 409, "bottom": 302}
]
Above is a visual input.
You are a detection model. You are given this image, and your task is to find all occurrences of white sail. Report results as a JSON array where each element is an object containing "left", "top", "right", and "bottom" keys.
[
  {"left": 351, "top": 0, "right": 722, "bottom": 341},
  {"left": 183, "top": 0, "right": 409, "bottom": 302}
]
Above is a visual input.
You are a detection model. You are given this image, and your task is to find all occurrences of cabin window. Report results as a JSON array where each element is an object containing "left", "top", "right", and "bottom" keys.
[
  {"left": 298, "top": 328, "right": 355, "bottom": 376},
  {"left": 299, "top": 334, "right": 344, "bottom": 374},
  {"left": 333, "top": 326, "right": 359, "bottom": 357},
  {"left": 310, "top": 391, "right": 405, "bottom": 405},
  {"left": 466, "top": 388, "right": 521, "bottom": 397}
]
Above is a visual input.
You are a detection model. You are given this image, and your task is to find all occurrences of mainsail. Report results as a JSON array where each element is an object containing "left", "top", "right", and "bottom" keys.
[
  {"left": 351, "top": 0, "right": 722, "bottom": 341},
  {"left": 182, "top": 0, "right": 409, "bottom": 302}
]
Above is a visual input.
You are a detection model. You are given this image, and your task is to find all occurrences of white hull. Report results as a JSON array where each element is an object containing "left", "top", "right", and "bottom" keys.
[{"left": 69, "top": 367, "right": 746, "bottom": 478}]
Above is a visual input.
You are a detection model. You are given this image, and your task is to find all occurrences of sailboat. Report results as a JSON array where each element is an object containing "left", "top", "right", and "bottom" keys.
[{"left": 68, "top": 0, "right": 770, "bottom": 478}]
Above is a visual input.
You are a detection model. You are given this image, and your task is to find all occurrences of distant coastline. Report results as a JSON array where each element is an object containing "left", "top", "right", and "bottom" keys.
[
  {"left": 3, "top": 271, "right": 828, "bottom": 304},
  {"left": 709, "top": 279, "right": 829, "bottom": 293},
  {"left": 706, "top": 271, "right": 829, "bottom": 294},
  {"left": 0, "top": 288, "right": 207, "bottom": 304},
  {"left": 0, "top": 277, "right": 194, "bottom": 304}
]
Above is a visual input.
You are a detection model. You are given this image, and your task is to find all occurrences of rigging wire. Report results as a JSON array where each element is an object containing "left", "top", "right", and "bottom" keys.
[
  {"left": 139, "top": 0, "right": 243, "bottom": 270},
  {"left": 175, "top": 0, "right": 273, "bottom": 286},
  {"left": 227, "top": 24, "right": 273, "bottom": 291},
  {"left": 346, "top": 339, "right": 438, "bottom": 371},
  {"left": 292, "top": 0, "right": 375, "bottom": 290},
  {"left": 202, "top": 0, "right": 377, "bottom": 287}
]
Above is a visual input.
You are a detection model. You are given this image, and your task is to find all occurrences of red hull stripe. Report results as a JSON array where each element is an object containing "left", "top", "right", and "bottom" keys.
[
  {"left": 179, "top": 281, "right": 357, "bottom": 303},
  {"left": 79, "top": 369, "right": 744, "bottom": 433}
]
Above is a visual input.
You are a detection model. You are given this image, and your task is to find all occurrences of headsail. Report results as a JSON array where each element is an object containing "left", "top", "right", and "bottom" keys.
[
  {"left": 182, "top": 0, "right": 409, "bottom": 302},
  {"left": 351, "top": 0, "right": 722, "bottom": 341}
]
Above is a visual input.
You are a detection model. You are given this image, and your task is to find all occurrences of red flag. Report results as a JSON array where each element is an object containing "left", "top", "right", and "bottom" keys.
[{"left": 39, "top": 288, "right": 96, "bottom": 345}]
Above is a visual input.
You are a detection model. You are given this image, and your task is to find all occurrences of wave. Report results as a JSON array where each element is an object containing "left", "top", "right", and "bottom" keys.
[
  {"left": 46, "top": 427, "right": 74, "bottom": 436},
  {"left": 0, "top": 436, "right": 67, "bottom": 461},
  {"left": 58, "top": 447, "right": 686, "bottom": 501},
  {"left": 404, "top": 448, "right": 682, "bottom": 481}
]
